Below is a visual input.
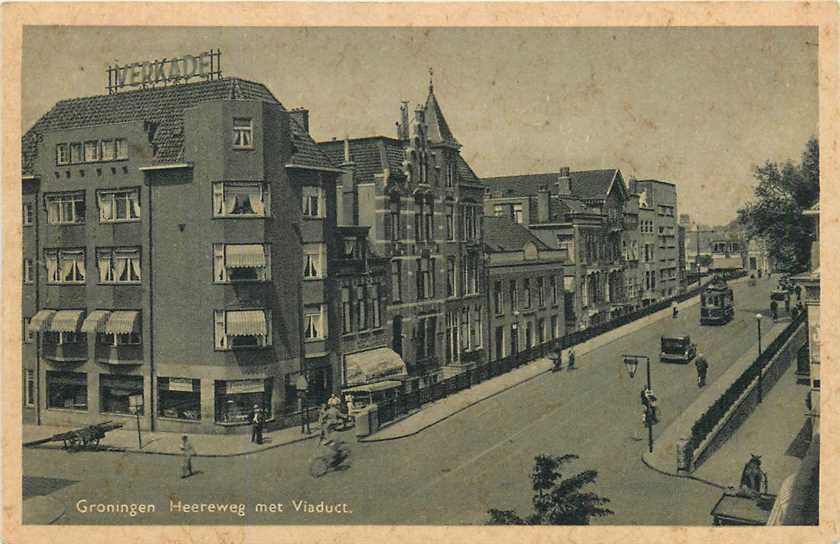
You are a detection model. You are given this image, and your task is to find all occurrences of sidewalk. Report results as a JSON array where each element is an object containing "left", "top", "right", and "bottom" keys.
[
  {"left": 23, "top": 419, "right": 325, "bottom": 457},
  {"left": 641, "top": 318, "right": 792, "bottom": 484},
  {"left": 362, "top": 286, "right": 714, "bottom": 442}
]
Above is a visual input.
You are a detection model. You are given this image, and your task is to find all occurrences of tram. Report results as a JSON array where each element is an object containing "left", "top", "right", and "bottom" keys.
[{"left": 700, "top": 275, "right": 734, "bottom": 325}]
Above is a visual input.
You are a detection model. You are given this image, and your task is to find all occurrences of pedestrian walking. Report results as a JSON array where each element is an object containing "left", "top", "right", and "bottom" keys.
[
  {"left": 318, "top": 403, "right": 329, "bottom": 440},
  {"left": 795, "top": 285, "right": 802, "bottom": 302},
  {"left": 694, "top": 353, "right": 709, "bottom": 388},
  {"left": 180, "top": 435, "right": 195, "bottom": 479},
  {"left": 567, "top": 348, "right": 576, "bottom": 370},
  {"left": 328, "top": 393, "right": 341, "bottom": 409},
  {"left": 344, "top": 393, "right": 355, "bottom": 414},
  {"left": 672, "top": 301, "right": 679, "bottom": 319},
  {"left": 250, "top": 404, "right": 262, "bottom": 443},
  {"left": 770, "top": 299, "right": 779, "bottom": 321},
  {"left": 784, "top": 296, "right": 791, "bottom": 314}
]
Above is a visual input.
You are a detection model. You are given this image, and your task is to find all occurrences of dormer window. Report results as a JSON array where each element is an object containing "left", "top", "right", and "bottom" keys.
[{"left": 233, "top": 118, "right": 253, "bottom": 149}]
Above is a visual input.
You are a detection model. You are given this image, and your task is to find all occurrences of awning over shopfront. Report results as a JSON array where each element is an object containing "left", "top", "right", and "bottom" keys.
[
  {"left": 344, "top": 347, "right": 408, "bottom": 387},
  {"left": 711, "top": 256, "right": 743, "bottom": 269},
  {"left": 51, "top": 310, "right": 85, "bottom": 332},
  {"left": 105, "top": 311, "right": 140, "bottom": 334},
  {"left": 30, "top": 310, "right": 56, "bottom": 332},
  {"left": 226, "top": 310, "right": 267, "bottom": 336},
  {"left": 81, "top": 310, "right": 111, "bottom": 333},
  {"left": 226, "top": 244, "right": 266, "bottom": 268}
]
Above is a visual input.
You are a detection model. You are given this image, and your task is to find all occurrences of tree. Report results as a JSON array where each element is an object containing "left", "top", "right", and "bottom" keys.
[
  {"left": 487, "top": 454, "right": 613, "bottom": 525},
  {"left": 738, "top": 138, "right": 819, "bottom": 273}
]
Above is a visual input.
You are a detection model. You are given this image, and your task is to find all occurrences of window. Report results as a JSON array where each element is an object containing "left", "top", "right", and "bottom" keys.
[
  {"left": 446, "top": 158, "right": 456, "bottom": 188},
  {"left": 415, "top": 315, "right": 437, "bottom": 360},
  {"left": 23, "top": 259, "right": 33, "bottom": 284},
  {"left": 356, "top": 286, "right": 368, "bottom": 331},
  {"left": 216, "top": 378, "right": 272, "bottom": 424},
  {"left": 232, "top": 118, "right": 254, "bottom": 149},
  {"left": 303, "top": 244, "right": 326, "bottom": 279},
  {"left": 551, "top": 276, "right": 559, "bottom": 305},
  {"left": 460, "top": 308, "right": 470, "bottom": 351},
  {"left": 416, "top": 258, "right": 425, "bottom": 300},
  {"left": 537, "top": 277, "right": 545, "bottom": 307},
  {"left": 304, "top": 305, "right": 326, "bottom": 340},
  {"left": 214, "top": 309, "right": 272, "bottom": 350},
  {"left": 551, "top": 315, "right": 559, "bottom": 339},
  {"left": 84, "top": 141, "right": 100, "bottom": 162},
  {"left": 302, "top": 186, "right": 324, "bottom": 218},
  {"left": 446, "top": 203, "right": 455, "bottom": 241},
  {"left": 97, "top": 247, "right": 141, "bottom": 284},
  {"left": 513, "top": 204, "right": 524, "bottom": 224},
  {"left": 538, "top": 318, "right": 546, "bottom": 344},
  {"left": 447, "top": 257, "right": 456, "bottom": 297},
  {"left": 115, "top": 138, "right": 129, "bottom": 160},
  {"left": 462, "top": 203, "right": 479, "bottom": 240},
  {"left": 414, "top": 196, "right": 424, "bottom": 242},
  {"left": 341, "top": 287, "right": 353, "bottom": 334},
  {"left": 370, "top": 283, "right": 382, "bottom": 328},
  {"left": 23, "top": 318, "right": 34, "bottom": 344},
  {"left": 386, "top": 196, "right": 401, "bottom": 241},
  {"left": 45, "top": 249, "right": 85, "bottom": 284},
  {"left": 510, "top": 280, "right": 518, "bottom": 311},
  {"left": 56, "top": 144, "right": 69, "bottom": 165},
  {"left": 100, "top": 140, "right": 115, "bottom": 161},
  {"left": 69, "top": 143, "right": 82, "bottom": 164},
  {"left": 474, "top": 306, "right": 483, "bottom": 350},
  {"left": 524, "top": 279, "right": 532, "bottom": 308},
  {"left": 45, "top": 192, "right": 85, "bottom": 224},
  {"left": 494, "top": 281, "right": 503, "bottom": 314},
  {"left": 44, "top": 331, "right": 86, "bottom": 345},
  {"left": 158, "top": 378, "right": 200, "bottom": 421},
  {"left": 493, "top": 205, "right": 505, "bottom": 217},
  {"left": 463, "top": 254, "right": 478, "bottom": 295},
  {"left": 213, "top": 182, "right": 269, "bottom": 217},
  {"left": 23, "top": 202, "right": 34, "bottom": 226},
  {"left": 213, "top": 244, "right": 270, "bottom": 283},
  {"left": 100, "top": 374, "right": 144, "bottom": 415},
  {"left": 425, "top": 197, "right": 435, "bottom": 241},
  {"left": 97, "top": 330, "right": 142, "bottom": 347},
  {"left": 446, "top": 311, "right": 459, "bottom": 363},
  {"left": 422, "top": 258, "right": 434, "bottom": 299},
  {"left": 25, "top": 369, "right": 35, "bottom": 407},
  {"left": 46, "top": 371, "right": 87, "bottom": 410},
  {"left": 387, "top": 262, "right": 402, "bottom": 304},
  {"left": 97, "top": 188, "right": 140, "bottom": 223}
]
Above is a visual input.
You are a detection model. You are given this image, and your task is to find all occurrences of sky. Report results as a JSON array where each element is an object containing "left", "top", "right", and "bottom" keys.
[{"left": 22, "top": 26, "right": 818, "bottom": 225}]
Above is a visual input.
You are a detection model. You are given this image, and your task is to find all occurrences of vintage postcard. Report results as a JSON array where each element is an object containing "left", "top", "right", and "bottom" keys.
[{"left": 2, "top": 2, "right": 838, "bottom": 543}]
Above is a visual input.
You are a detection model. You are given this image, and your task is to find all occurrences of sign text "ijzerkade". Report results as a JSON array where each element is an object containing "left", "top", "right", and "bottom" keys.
[{"left": 112, "top": 51, "right": 217, "bottom": 89}]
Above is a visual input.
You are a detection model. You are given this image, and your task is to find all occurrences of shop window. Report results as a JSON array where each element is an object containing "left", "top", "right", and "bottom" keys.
[
  {"left": 213, "top": 243, "right": 270, "bottom": 283},
  {"left": 302, "top": 186, "right": 324, "bottom": 218},
  {"left": 215, "top": 378, "right": 272, "bottom": 424},
  {"left": 214, "top": 309, "right": 272, "bottom": 350},
  {"left": 97, "top": 188, "right": 140, "bottom": 223},
  {"left": 47, "top": 371, "right": 87, "bottom": 410},
  {"left": 23, "top": 202, "right": 34, "bottom": 226},
  {"left": 45, "top": 192, "right": 85, "bottom": 225},
  {"left": 213, "top": 182, "right": 269, "bottom": 217},
  {"left": 96, "top": 247, "right": 141, "bottom": 284},
  {"left": 100, "top": 374, "right": 144, "bottom": 415},
  {"left": 25, "top": 369, "right": 35, "bottom": 407},
  {"left": 232, "top": 118, "right": 254, "bottom": 149},
  {"left": 158, "top": 378, "right": 201, "bottom": 421}
]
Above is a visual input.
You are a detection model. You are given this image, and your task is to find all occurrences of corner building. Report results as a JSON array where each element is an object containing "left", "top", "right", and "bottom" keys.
[{"left": 21, "top": 78, "right": 343, "bottom": 433}]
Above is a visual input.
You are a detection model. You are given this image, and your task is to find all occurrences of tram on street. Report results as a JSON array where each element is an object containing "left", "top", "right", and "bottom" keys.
[{"left": 700, "top": 275, "right": 735, "bottom": 325}]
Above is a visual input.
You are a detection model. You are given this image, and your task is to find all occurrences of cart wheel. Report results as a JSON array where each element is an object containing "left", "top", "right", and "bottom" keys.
[{"left": 309, "top": 458, "right": 329, "bottom": 478}]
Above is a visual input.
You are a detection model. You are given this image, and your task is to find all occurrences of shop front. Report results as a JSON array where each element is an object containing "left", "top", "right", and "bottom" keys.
[
  {"left": 214, "top": 378, "right": 273, "bottom": 425},
  {"left": 158, "top": 377, "right": 201, "bottom": 421}
]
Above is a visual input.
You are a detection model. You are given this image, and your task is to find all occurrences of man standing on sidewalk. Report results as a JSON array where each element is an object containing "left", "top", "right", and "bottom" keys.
[
  {"left": 180, "top": 435, "right": 195, "bottom": 479},
  {"left": 695, "top": 353, "right": 709, "bottom": 388},
  {"left": 770, "top": 299, "right": 779, "bottom": 321}
]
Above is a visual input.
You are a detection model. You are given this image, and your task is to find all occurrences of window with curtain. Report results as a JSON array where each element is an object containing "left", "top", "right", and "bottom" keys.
[
  {"left": 97, "top": 247, "right": 141, "bottom": 284},
  {"left": 460, "top": 308, "right": 470, "bottom": 351},
  {"left": 115, "top": 139, "right": 129, "bottom": 160},
  {"left": 356, "top": 285, "right": 367, "bottom": 331},
  {"left": 213, "top": 182, "right": 269, "bottom": 217},
  {"left": 56, "top": 144, "right": 69, "bottom": 165},
  {"left": 84, "top": 141, "right": 100, "bottom": 162},
  {"left": 213, "top": 244, "right": 270, "bottom": 283},
  {"left": 341, "top": 286, "right": 353, "bottom": 333},
  {"left": 302, "top": 186, "right": 324, "bottom": 218},
  {"left": 370, "top": 283, "right": 382, "bottom": 328},
  {"left": 69, "top": 143, "right": 82, "bottom": 164},
  {"left": 303, "top": 244, "right": 325, "bottom": 279},
  {"left": 100, "top": 140, "right": 115, "bottom": 161},
  {"left": 45, "top": 192, "right": 85, "bottom": 224},
  {"left": 214, "top": 309, "right": 272, "bottom": 350},
  {"left": 97, "top": 188, "right": 140, "bottom": 223},
  {"left": 45, "top": 249, "right": 86, "bottom": 284},
  {"left": 304, "top": 305, "right": 325, "bottom": 340},
  {"left": 232, "top": 118, "right": 254, "bottom": 149}
]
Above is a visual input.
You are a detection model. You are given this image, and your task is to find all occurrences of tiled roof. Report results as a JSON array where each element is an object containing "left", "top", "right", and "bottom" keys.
[
  {"left": 483, "top": 216, "right": 550, "bottom": 253},
  {"left": 22, "top": 77, "right": 334, "bottom": 174},
  {"left": 424, "top": 90, "right": 459, "bottom": 147},
  {"left": 483, "top": 169, "right": 619, "bottom": 202},
  {"left": 319, "top": 137, "right": 405, "bottom": 184}
]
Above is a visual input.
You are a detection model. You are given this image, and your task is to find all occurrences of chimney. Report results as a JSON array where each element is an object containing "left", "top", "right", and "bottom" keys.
[
  {"left": 537, "top": 185, "right": 551, "bottom": 223},
  {"left": 341, "top": 135, "right": 355, "bottom": 167},
  {"left": 289, "top": 107, "right": 309, "bottom": 133},
  {"left": 397, "top": 101, "right": 409, "bottom": 140},
  {"left": 556, "top": 167, "right": 571, "bottom": 195}
]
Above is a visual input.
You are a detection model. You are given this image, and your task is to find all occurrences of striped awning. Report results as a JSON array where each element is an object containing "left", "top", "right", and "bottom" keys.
[
  {"left": 51, "top": 310, "right": 85, "bottom": 333},
  {"left": 226, "top": 310, "right": 267, "bottom": 336},
  {"left": 30, "top": 310, "right": 56, "bottom": 332},
  {"left": 81, "top": 310, "right": 111, "bottom": 333},
  {"left": 344, "top": 347, "right": 408, "bottom": 387},
  {"left": 105, "top": 311, "right": 140, "bottom": 334},
  {"left": 226, "top": 244, "right": 266, "bottom": 268}
]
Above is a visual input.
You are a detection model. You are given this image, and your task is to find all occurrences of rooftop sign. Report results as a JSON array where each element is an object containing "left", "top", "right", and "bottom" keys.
[{"left": 107, "top": 49, "right": 222, "bottom": 94}]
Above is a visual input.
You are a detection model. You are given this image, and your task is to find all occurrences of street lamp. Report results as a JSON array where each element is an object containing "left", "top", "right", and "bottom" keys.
[
  {"left": 755, "top": 313, "right": 763, "bottom": 403},
  {"left": 623, "top": 354, "right": 653, "bottom": 453},
  {"left": 296, "top": 373, "right": 310, "bottom": 434}
]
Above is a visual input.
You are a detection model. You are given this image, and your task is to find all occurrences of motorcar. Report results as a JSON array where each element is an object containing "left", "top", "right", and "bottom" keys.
[
  {"left": 660, "top": 335, "right": 697, "bottom": 363},
  {"left": 770, "top": 289, "right": 788, "bottom": 302}
]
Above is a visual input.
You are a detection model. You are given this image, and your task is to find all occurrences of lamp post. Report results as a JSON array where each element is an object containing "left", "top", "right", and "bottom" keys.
[
  {"left": 624, "top": 354, "right": 653, "bottom": 453},
  {"left": 756, "top": 313, "right": 763, "bottom": 403},
  {"left": 296, "top": 373, "right": 310, "bottom": 434}
]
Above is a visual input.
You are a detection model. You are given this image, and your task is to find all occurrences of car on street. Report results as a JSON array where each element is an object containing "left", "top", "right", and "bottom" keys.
[{"left": 660, "top": 335, "right": 698, "bottom": 364}]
